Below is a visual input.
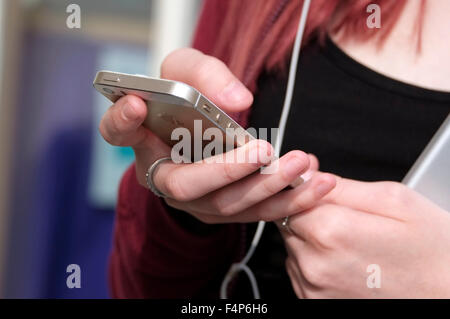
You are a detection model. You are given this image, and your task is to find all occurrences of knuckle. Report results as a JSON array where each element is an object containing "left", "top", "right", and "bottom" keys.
[
  {"left": 292, "top": 194, "right": 309, "bottom": 213},
  {"left": 168, "top": 204, "right": 215, "bottom": 224},
  {"left": 298, "top": 256, "right": 329, "bottom": 287},
  {"left": 164, "top": 171, "right": 189, "bottom": 201},
  {"left": 280, "top": 169, "right": 296, "bottom": 185},
  {"left": 98, "top": 121, "right": 113, "bottom": 144},
  {"left": 192, "top": 212, "right": 217, "bottom": 225},
  {"left": 222, "top": 162, "right": 237, "bottom": 183},
  {"left": 99, "top": 118, "right": 122, "bottom": 146},
  {"left": 382, "top": 182, "right": 410, "bottom": 206},
  {"left": 210, "top": 194, "right": 236, "bottom": 217},
  {"left": 260, "top": 179, "right": 278, "bottom": 197},
  {"left": 327, "top": 175, "right": 344, "bottom": 201},
  {"left": 313, "top": 224, "right": 337, "bottom": 250},
  {"left": 310, "top": 210, "right": 344, "bottom": 249},
  {"left": 383, "top": 181, "right": 401, "bottom": 197},
  {"left": 389, "top": 182, "right": 409, "bottom": 199},
  {"left": 163, "top": 197, "right": 184, "bottom": 210},
  {"left": 191, "top": 213, "right": 209, "bottom": 224},
  {"left": 109, "top": 112, "right": 127, "bottom": 145},
  {"left": 108, "top": 109, "right": 121, "bottom": 133}
]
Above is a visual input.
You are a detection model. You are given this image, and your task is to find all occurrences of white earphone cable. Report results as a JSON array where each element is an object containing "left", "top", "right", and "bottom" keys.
[{"left": 220, "top": 0, "right": 312, "bottom": 299}]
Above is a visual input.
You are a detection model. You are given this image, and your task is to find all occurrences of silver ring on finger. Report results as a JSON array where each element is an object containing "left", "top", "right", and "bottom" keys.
[
  {"left": 281, "top": 216, "right": 293, "bottom": 235},
  {"left": 145, "top": 157, "right": 172, "bottom": 198}
]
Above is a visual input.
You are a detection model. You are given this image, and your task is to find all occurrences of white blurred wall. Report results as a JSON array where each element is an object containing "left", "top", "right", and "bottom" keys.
[{"left": 148, "top": 0, "right": 201, "bottom": 77}]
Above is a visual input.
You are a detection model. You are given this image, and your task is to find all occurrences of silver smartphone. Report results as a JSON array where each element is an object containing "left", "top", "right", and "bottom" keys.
[
  {"left": 93, "top": 71, "right": 254, "bottom": 156},
  {"left": 403, "top": 114, "right": 450, "bottom": 211}
]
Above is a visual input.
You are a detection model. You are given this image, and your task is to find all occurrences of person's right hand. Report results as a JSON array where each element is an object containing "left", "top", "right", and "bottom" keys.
[{"left": 99, "top": 48, "right": 336, "bottom": 224}]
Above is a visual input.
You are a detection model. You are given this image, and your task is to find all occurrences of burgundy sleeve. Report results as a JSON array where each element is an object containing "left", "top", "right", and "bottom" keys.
[
  {"left": 108, "top": 0, "right": 245, "bottom": 298},
  {"left": 109, "top": 164, "right": 242, "bottom": 298},
  {"left": 191, "top": 0, "right": 229, "bottom": 56}
]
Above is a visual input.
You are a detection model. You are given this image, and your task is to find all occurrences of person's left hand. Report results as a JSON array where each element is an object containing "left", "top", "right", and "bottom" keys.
[{"left": 279, "top": 174, "right": 450, "bottom": 298}]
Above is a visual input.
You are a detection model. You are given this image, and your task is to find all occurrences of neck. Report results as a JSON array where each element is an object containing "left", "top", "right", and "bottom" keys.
[{"left": 331, "top": 0, "right": 450, "bottom": 92}]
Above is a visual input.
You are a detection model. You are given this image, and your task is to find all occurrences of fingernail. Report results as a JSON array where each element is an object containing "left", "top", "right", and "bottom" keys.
[
  {"left": 316, "top": 181, "right": 333, "bottom": 197},
  {"left": 220, "top": 80, "right": 250, "bottom": 104},
  {"left": 284, "top": 157, "right": 305, "bottom": 176},
  {"left": 301, "top": 170, "right": 314, "bottom": 182},
  {"left": 257, "top": 142, "right": 273, "bottom": 164},
  {"left": 247, "top": 143, "right": 264, "bottom": 164},
  {"left": 122, "top": 103, "right": 138, "bottom": 121}
]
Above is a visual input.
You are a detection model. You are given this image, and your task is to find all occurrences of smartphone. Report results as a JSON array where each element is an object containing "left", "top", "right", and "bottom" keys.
[
  {"left": 403, "top": 114, "right": 450, "bottom": 211},
  {"left": 93, "top": 71, "right": 254, "bottom": 159}
]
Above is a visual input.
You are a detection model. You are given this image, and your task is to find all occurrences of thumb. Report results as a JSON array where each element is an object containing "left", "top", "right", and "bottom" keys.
[{"left": 161, "top": 48, "right": 253, "bottom": 113}]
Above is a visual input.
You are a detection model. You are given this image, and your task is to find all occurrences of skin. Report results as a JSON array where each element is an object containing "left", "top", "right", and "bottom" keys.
[
  {"left": 281, "top": 0, "right": 450, "bottom": 298},
  {"left": 99, "top": 49, "right": 336, "bottom": 225},
  {"left": 332, "top": 0, "right": 450, "bottom": 91},
  {"left": 99, "top": 1, "right": 450, "bottom": 298},
  {"left": 280, "top": 173, "right": 450, "bottom": 298}
]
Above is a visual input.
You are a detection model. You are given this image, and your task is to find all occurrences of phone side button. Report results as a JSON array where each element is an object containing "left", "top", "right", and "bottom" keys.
[
  {"left": 202, "top": 104, "right": 212, "bottom": 112},
  {"left": 103, "top": 76, "right": 120, "bottom": 83}
]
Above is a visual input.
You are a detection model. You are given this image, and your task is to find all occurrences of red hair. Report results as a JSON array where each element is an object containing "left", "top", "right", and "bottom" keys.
[{"left": 194, "top": 0, "right": 426, "bottom": 91}]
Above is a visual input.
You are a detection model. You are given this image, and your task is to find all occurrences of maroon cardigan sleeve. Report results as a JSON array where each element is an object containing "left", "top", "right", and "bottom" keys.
[
  {"left": 109, "top": 164, "right": 241, "bottom": 298},
  {"left": 108, "top": 0, "right": 244, "bottom": 298}
]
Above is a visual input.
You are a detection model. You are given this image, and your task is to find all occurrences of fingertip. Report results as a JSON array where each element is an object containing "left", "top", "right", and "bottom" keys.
[
  {"left": 322, "top": 172, "right": 337, "bottom": 185},
  {"left": 120, "top": 95, "right": 147, "bottom": 121},
  {"left": 288, "top": 150, "right": 310, "bottom": 165},
  {"left": 283, "top": 150, "right": 310, "bottom": 176},
  {"left": 315, "top": 173, "right": 337, "bottom": 197},
  {"left": 217, "top": 80, "right": 253, "bottom": 112},
  {"left": 251, "top": 139, "right": 274, "bottom": 164},
  {"left": 308, "top": 153, "right": 319, "bottom": 171},
  {"left": 233, "top": 88, "right": 254, "bottom": 112},
  {"left": 257, "top": 139, "right": 274, "bottom": 155},
  {"left": 125, "top": 94, "right": 147, "bottom": 112}
]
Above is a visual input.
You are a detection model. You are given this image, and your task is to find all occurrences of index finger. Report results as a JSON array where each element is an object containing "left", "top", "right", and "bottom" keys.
[
  {"left": 152, "top": 139, "right": 274, "bottom": 201},
  {"left": 323, "top": 176, "right": 411, "bottom": 221},
  {"left": 161, "top": 48, "right": 253, "bottom": 113}
]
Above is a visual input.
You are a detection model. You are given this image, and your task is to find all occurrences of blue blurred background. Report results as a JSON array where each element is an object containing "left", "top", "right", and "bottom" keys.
[{"left": 0, "top": 0, "right": 201, "bottom": 298}]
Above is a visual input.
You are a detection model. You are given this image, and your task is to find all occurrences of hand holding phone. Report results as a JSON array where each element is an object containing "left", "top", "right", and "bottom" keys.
[
  {"left": 94, "top": 70, "right": 255, "bottom": 161},
  {"left": 95, "top": 48, "right": 333, "bottom": 225}
]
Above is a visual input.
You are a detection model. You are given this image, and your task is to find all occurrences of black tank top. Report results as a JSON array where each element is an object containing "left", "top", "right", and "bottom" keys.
[{"left": 240, "top": 36, "right": 450, "bottom": 298}]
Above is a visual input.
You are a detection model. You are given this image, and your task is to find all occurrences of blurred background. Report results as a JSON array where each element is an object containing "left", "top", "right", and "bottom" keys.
[{"left": 0, "top": 0, "right": 201, "bottom": 298}]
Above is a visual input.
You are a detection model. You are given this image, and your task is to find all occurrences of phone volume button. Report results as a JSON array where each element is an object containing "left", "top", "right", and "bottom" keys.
[
  {"left": 103, "top": 76, "right": 120, "bottom": 83},
  {"left": 202, "top": 104, "right": 212, "bottom": 112}
]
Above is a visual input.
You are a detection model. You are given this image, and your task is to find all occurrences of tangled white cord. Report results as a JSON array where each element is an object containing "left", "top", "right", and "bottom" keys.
[{"left": 220, "top": 0, "right": 312, "bottom": 299}]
